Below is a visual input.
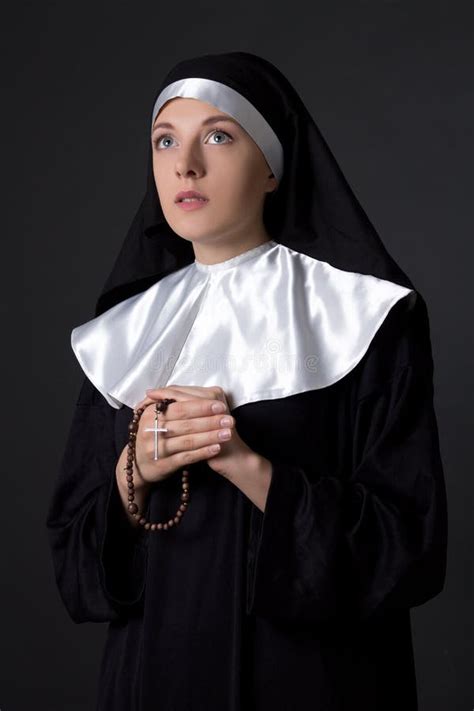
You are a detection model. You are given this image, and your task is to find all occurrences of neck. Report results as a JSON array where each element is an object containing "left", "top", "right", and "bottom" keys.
[{"left": 192, "top": 230, "right": 272, "bottom": 266}]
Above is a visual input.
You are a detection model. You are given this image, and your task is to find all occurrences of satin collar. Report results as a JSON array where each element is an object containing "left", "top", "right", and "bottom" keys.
[{"left": 71, "top": 240, "right": 414, "bottom": 411}]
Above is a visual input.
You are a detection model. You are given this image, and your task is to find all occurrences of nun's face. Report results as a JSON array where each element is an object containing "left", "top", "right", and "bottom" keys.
[{"left": 151, "top": 97, "right": 276, "bottom": 249}]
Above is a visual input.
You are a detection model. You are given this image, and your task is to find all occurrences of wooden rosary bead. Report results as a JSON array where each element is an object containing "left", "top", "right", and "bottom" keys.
[{"left": 124, "top": 398, "right": 190, "bottom": 532}]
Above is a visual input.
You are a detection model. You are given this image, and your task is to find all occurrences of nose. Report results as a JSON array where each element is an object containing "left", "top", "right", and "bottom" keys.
[
  {"left": 175, "top": 145, "right": 205, "bottom": 179},
  {"left": 176, "top": 164, "right": 202, "bottom": 179}
]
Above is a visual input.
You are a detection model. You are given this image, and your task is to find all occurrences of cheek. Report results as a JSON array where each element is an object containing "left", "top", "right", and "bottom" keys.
[
  {"left": 215, "top": 156, "right": 260, "bottom": 200},
  {"left": 152, "top": 160, "right": 166, "bottom": 190},
  {"left": 233, "top": 171, "right": 264, "bottom": 207},
  {"left": 153, "top": 166, "right": 174, "bottom": 209}
]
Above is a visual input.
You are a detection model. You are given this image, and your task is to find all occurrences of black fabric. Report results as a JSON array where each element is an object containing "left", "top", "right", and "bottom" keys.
[
  {"left": 46, "top": 377, "right": 149, "bottom": 621},
  {"left": 45, "top": 293, "right": 447, "bottom": 709},
  {"left": 95, "top": 50, "right": 415, "bottom": 319}
]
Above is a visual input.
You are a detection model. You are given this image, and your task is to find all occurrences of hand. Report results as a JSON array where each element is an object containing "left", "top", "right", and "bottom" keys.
[
  {"left": 131, "top": 385, "right": 241, "bottom": 484},
  {"left": 135, "top": 385, "right": 255, "bottom": 479}
]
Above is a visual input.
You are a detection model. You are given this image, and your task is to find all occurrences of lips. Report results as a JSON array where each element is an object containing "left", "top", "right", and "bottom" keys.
[{"left": 175, "top": 190, "right": 209, "bottom": 202}]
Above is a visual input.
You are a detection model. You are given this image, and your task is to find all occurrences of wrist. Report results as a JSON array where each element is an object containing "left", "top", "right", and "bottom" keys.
[
  {"left": 116, "top": 448, "right": 151, "bottom": 494},
  {"left": 241, "top": 450, "right": 272, "bottom": 480},
  {"left": 132, "top": 463, "right": 152, "bottom": 492},
  {"left": 225, "top": 449, "right": 273, "bottom": 513}
]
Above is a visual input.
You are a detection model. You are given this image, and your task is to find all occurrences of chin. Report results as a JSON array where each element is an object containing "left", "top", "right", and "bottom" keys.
[
  {"left": 169, "top": 221, "right": 227, "bottom": 242},
  {"left": 167, "top": 226, "right": 212, "bottom": 243}
]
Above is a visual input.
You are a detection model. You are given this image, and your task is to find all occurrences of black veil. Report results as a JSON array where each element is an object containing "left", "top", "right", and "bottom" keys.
[{"left": 95, "top": 51, "right": 417, "bottom": 317}]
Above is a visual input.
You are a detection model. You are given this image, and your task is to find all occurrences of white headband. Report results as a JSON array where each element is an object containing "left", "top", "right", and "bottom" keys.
[{"left": 150, "top": 77, "right": 284, "bottom": 183}]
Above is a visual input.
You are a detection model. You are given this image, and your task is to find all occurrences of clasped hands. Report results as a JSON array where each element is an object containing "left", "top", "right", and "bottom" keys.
[{"left": 130, "top": 384, "right": 255, "bottom": 486}]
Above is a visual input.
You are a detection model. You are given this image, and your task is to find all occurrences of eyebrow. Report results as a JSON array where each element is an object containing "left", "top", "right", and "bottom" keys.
[{"left": 152, "top": 114, "right": 240, "bottom": 135}]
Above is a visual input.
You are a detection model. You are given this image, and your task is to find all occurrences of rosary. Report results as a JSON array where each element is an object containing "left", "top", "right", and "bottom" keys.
[{"left": 125, "top": 398, "right": 190, "bottom": 532}]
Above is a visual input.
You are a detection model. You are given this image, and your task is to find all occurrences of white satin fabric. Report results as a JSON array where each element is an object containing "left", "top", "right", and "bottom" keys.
[{"left": 71, "top": 240, "right": 414, "bottom": 411}]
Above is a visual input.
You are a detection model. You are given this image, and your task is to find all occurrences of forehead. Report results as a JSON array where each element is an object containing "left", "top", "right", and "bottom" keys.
[{"left": 152, "top": 97, "right": 240, "bottom": 131}]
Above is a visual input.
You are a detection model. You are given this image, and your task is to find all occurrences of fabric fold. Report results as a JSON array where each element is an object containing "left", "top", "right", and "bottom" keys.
[
  {"left": 45, "top": 376, "right": 149, "bottom": 623},
  {"left": 246, "top": 315, "right": 447, "bottom": 630},
  {"left": 100, "top": 469, "right": 149, "bottom": 609}
]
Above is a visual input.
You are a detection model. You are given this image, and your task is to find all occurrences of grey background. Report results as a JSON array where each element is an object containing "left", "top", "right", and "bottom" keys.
[{"left": 2, "top": 1, "right": 471, "bottom": 709}]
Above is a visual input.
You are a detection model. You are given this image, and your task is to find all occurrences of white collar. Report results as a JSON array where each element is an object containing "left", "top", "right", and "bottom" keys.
[{"left": 71, "top": 240, "right": 414, "bottom": 411}]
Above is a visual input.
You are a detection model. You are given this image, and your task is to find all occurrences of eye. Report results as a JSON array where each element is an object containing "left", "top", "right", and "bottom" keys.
[
  {"left": 154, "top": 134, "right": 174, "bottom": 150},
  {"left": 153, "top": 128, "right": 233, "bottom": 150},
  {"left": 207, "top": 129, "right": 233, "bottom": 145}
]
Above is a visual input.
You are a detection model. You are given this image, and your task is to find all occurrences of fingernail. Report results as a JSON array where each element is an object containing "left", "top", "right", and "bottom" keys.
[
  {"left": 220, "top": 416, "right": 232, "bottom": 426},
  {"left": 210, "top": 444, "right": 220, "bottom": 453},
  {"left": 212, "top": 402, "right": 226, "bottom": 413}
]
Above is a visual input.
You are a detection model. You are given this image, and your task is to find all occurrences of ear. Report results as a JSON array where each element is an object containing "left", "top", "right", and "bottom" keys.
[{"left": 266, "top": 173, "right": 278, "bottom": 193}]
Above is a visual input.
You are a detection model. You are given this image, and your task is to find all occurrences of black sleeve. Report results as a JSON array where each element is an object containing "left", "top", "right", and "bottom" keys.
[
  {"left": 246, "top": 294, "right": 448, "bottom": 629},
  {"left": 45, "top": 376, "right": 150, "bottom": 624}
]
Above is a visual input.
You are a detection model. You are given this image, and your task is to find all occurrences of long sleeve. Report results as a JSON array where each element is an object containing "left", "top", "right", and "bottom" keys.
[
  {"left": 246, "top": 295, "right": 448, "bottom": 629},
  {"left": 45, "top": 376, "right": 149, "bottom": 624}
]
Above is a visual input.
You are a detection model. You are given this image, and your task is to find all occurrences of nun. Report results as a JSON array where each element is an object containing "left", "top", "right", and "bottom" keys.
[{"left": 45, "top": 51, "right": 448, "bottom": 710}]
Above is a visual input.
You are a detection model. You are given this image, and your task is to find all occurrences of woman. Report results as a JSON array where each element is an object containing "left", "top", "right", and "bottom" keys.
[{"left": 46, "top": 51, "right": 448, "bottom": 710}]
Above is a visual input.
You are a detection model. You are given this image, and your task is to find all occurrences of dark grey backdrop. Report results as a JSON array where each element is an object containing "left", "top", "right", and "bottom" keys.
[{"left": 3, "top": 1, "right": 471, "bottom": 709}]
